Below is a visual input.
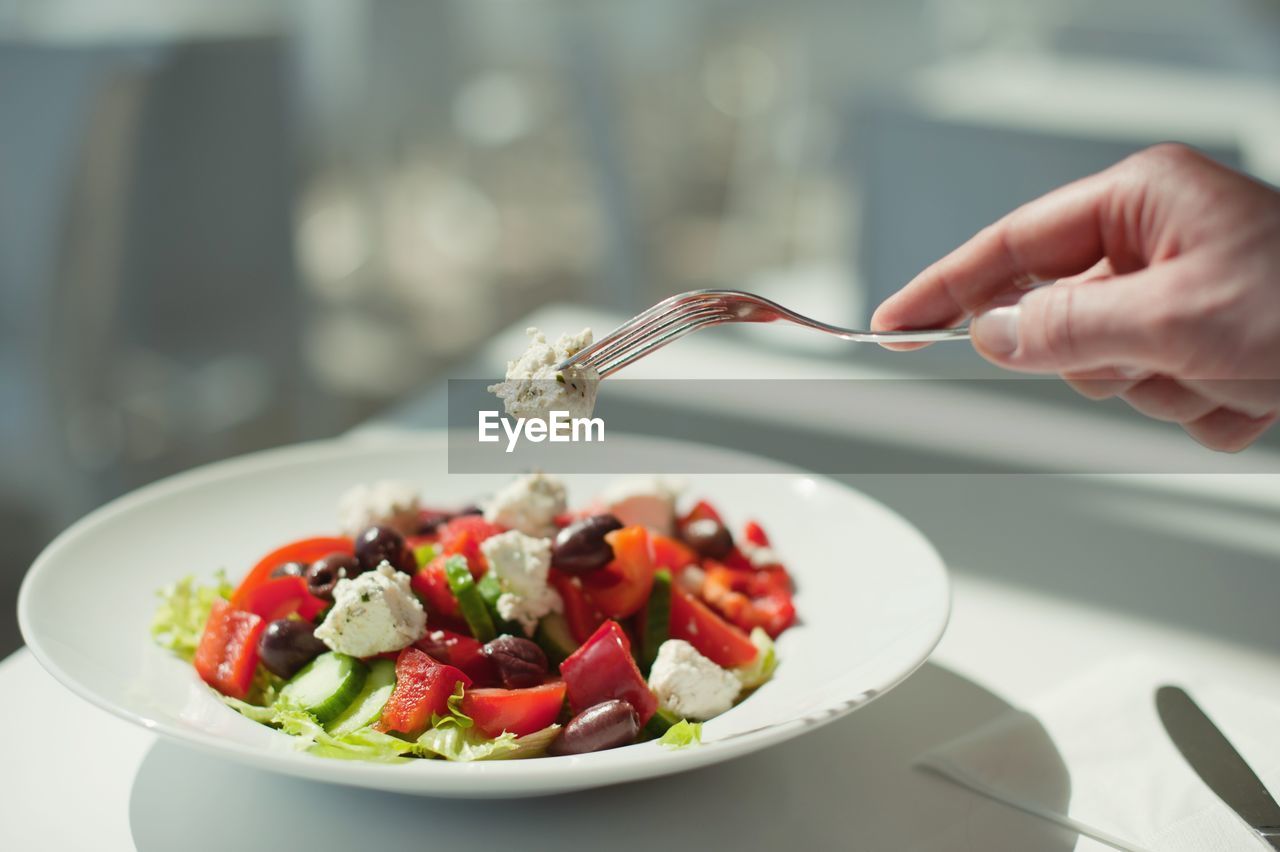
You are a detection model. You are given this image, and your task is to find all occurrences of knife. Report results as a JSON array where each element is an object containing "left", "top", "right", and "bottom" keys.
[{"left": 1157, "top": 685, "right": 1280, "bottom": 850}]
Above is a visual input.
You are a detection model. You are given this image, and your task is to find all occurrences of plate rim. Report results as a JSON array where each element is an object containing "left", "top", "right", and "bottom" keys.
[{"left": 17, "top": 431, "right": 951, "bottom": 795}]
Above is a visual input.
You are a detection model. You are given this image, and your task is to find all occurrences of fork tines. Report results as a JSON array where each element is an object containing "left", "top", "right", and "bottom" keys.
[{"left": 557, "top": 292, "right": 733, "bottom": 378}]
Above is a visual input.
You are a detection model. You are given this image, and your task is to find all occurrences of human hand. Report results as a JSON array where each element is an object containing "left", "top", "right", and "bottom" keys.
[{"left": 871, "top": 143, "right": 1280, "bottom": 451}]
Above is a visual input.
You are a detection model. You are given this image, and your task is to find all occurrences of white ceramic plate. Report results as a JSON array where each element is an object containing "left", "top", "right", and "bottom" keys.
[{"left": 18, "top": 432, "right": 949, "bottom": 797}]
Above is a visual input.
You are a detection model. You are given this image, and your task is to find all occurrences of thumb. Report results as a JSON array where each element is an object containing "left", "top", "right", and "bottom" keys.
[{"left": 970, "top": 272, "right": 1170, "bottom": 373}]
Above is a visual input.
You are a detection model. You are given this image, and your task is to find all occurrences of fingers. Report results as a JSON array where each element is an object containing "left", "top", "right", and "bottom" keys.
[
  {"left": 1073, "top": 372, "right": 1279, "bottom": 452},
  {"left": 1120, "top": 376, "right": 1220, "bottom": 423},
  {"left": 1062, "top": 367, "right": 1139, "bottom": 400},
  {"left": 1182, "top": 408, "right": 1278, "bottom": 453},
  {"left": 1175, "top": 379, "right": 1280, "bottom": 420},
  {"left": 968, "top": 264, "right": 1188, "bottom": 374},
  {"left": 871, "top": 170, "right": 1119, "bottom": 345}
]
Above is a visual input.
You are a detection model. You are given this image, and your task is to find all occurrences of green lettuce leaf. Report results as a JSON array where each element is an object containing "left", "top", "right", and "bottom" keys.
[
  {"left": 151, "top": 571, "right": 232, "bottom": 660},
  {"left": 429, "top": 681, "right": 474, "bottom": 730},
  {"left": 271, "top": 704, "right": 417, "bottom": 762},
  {"left": 221, "top": 690, "right": 560, "bottom": 763},
  {"left": 414, "top": 725, "right": 519, "bottom": 761},
  {"left": 733, "top": 627, "right": 777, "bottom": 690},
  {"left": 489, "top": 724, "right": 562, "bottom": 760},
  {"left": 308, "top": 727, "right": 418, "bottom": 763},
  {"left": 219, "top": 694, "right": 278, "bottom": 724},
  {"left": 658, "top": 719, "right": 703, "bottom": 749},
  {"left": 414, "top": 723, "right": 561, "bottom": 762},
  {"left": 248, "top": 667, "right": 285, "bottom": 707}
]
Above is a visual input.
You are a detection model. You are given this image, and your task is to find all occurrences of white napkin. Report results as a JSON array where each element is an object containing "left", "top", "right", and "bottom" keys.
[{"left": 918, "top": 656, "right": 1280, "bottom": 852}]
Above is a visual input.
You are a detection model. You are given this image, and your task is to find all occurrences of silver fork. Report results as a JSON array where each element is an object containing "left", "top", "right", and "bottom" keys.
[{"left": 557, "top": 288, "right": 970, "bottom": 377}]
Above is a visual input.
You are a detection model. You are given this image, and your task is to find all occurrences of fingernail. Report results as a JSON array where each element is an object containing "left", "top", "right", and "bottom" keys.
[
  {"left": 1116, "top": 365, "right": 1147, "bottom": 379},
  {"left": 972, "top": 306, "right": 1019, "bottom": 357}
]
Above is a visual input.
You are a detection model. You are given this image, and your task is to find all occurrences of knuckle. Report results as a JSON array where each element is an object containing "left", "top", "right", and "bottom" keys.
[
  {"left": 1068, "top": 378, "right": 1122, "bottom": 400},
  {"left": 1134, "top": 142, "right": 1203, "bottom": 174},
  {"left": 1029, "top": 285, "right": 1078, "bottom": 365}
]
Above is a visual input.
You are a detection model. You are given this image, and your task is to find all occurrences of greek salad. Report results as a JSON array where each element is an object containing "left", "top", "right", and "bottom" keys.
[{"left": 152, "top": 473, "right": 797, "bottom": 763}]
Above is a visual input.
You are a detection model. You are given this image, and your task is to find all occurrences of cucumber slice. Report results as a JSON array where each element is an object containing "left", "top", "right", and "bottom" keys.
[
  {"left": 641, "top": 706, "right": 683, "bottom": 739},
  {"left": 443, "top": 555, "right": 497, "bottom": 642},
  {"left": 278, "top": 652, "right": 368, "bottom": 723},
  {"left": 534, "top": 612, "right": 578, "bottom": 666},
  {"left": 640, "top": 569, "right": 672, "bottom": 676},
  {"left": 326, "top": 658, "right": 396, "bottom": 736}
]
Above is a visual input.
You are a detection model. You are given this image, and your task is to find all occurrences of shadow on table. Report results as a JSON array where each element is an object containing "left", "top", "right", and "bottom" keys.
[
  {"left": 129, "top": 662, "right": 1074, "bottom": 852},
  {"left": 853, "top": 474, "right": 1280, "bottom": 654}
]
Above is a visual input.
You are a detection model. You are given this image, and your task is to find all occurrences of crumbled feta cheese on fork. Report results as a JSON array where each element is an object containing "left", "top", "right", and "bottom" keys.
[{"left": 488, "top": 327, "right": 600, "bottom": 421}]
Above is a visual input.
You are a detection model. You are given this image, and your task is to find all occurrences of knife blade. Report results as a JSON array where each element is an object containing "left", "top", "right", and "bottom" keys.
[{"left": 1157, "top": 685, "right": 1280, "bottom": 850}]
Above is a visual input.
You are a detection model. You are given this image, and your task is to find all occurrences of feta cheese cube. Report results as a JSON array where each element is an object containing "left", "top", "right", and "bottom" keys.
[
  {"left": 600, "top": 476, "right": 683, "bottom": 537},
  {"left": 743, "top": 544, "right": 782, "bottom": 568},
  {"left": 647, "top": 639, "right": 741, "bottom": 720},
  {"left": 487, "top": 327, "right": 599, "bottom": 421},
  {"left": 337, "top": 480, "right": 421, "bottom": 539},
  {"left": 314, "top": 562, "right": 427, "bottom": 657},
  {"left": 481, "top": 530, "right": 563, "bottom": 636},
  {"left": 677, "top": 564, "right": 706, "bottom": 593},
  {"left": 483, "top": 472, "right": 567, "bottom": 538}
]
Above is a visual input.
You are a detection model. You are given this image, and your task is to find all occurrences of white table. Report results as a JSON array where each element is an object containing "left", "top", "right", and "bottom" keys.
[{"left": 6, "top": 306, "right": 1279, "bottom": 851}]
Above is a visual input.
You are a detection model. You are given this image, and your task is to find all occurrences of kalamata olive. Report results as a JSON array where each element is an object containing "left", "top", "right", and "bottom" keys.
[
  {"left": 258, "top": 619, "right": 328, "bottom": 679},
  {"left": 354, "top": 525, "right": 415, "bottom": 575},
  {"left": 305, "top": 552, "right": 359, "bottom": 600},
  {"left": 418, "top": 504, "right": 485, "bottom": 535},
  {"left": 269, "top": 560, "right": 307, "bottom": 579},
  {"left": 680, "top": 518, "right": 734, "bottom": 560},
  {"left": 548, "top": 699, "right": 640, "bottom": 756},
  {"left": 482, "top": 635, "right": 549, "bottom": 689},
  {"left": 552, "top": 514, "right": 623, "bottom": 575},
  {"left": 416, "top": 510, "right": 452, "bottom": 535}
]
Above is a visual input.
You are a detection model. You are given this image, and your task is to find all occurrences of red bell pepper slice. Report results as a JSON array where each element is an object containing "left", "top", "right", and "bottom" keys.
[
  {"left": 411, "top": 554, "right": 463, "bottom": 619},
  {"left": 669, "top": 584, "right": 759, "bottom": 667},
  {"left": 678, "top": 499, "right": 723, "bottom": 528},
  {"left": 559, "top": 620, "right": 657, "bottom": 724},
  {"left": 415, "top": 628, "right": 496, "bottom": 686},
  {"left": 549, "top": 569, "right": 605, "bottom": 644},
  {"left": 231, "top": 536, "right": 353, "bottom": 606},
  {"left": 235, "top": 575, "right": 328, "bottom": 622},
  {"left": 718, "top": 547, "right": 756, "bottom": 572},
  {"left": 650, "top": 534, "right": 699, "bottom": 573},
  {"left": 437, "top": 516, "right": 505, "bottom": 577},
  {"left": 581, "top": 526, "right": 655, "bottom": 619},
  {"left": 193, "top": 599, "right": 266, "bottom": 700},
  {"left": 377, "top": 647, "right": 472, "bottom": 738},
  {"left": 742, "top": 520, "right": 770, "bottom": 548},
  {"left": 462, "top": 681, "right": 567, "bottom": 738},
  {"left": 701, "top": 564, "right": 795, "bottom": 638}
]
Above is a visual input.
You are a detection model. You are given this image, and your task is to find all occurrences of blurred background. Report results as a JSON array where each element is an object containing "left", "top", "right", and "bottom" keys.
[{"left": 2, "top": 0, "right": 1279, "bottom": 655}]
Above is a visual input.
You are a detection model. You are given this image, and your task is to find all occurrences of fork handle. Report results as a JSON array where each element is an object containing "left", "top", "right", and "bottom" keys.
[{"left": 838, "top": 327, "right": 971, "bottom": 343}]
